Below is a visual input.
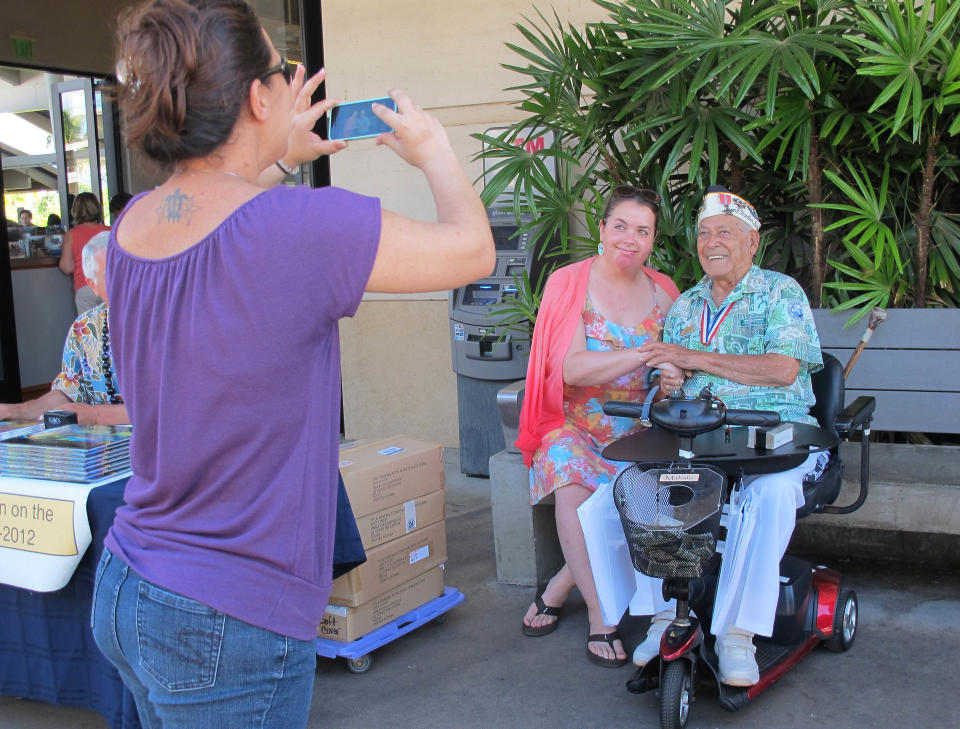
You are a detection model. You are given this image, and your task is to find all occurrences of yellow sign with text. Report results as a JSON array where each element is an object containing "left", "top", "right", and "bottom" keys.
[{"left": 0, "top": 492, "right": 77, "bottom": 556}]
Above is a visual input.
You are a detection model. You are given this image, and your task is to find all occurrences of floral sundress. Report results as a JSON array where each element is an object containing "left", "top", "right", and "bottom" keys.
[{"left": 529, "top": 296, "right": 667, "bottom": 504}]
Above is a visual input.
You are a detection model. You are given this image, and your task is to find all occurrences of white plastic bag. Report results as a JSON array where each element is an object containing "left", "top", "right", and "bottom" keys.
[{"left": 577, "top": 480, "right": 639, "bottom": 625}]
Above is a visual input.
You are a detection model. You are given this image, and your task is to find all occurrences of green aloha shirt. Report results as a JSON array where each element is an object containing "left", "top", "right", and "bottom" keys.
[{"left": 662, "top": 265, "right": 822, "bottom": 425}]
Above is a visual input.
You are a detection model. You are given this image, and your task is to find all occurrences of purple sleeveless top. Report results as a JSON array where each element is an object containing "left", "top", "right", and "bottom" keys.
[{"left": 105, "top": 185, "right": 379, "bottom": 639}]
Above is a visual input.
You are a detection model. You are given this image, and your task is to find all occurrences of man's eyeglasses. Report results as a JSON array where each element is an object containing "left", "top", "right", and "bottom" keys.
[
  {"left": 260, "top": 58, "right": 297, "bottom": 85},
  {"left": 612, "top": 185, "right": 662, "bottom": 205}
]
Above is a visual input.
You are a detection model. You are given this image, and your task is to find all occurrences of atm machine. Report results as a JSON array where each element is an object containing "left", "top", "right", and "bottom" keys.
[
  {"left": 449, "top": 208, "right": 551, "bottom": 476},
  {"left": 449, "top": 126, "right": 559, "bottom": 476}
]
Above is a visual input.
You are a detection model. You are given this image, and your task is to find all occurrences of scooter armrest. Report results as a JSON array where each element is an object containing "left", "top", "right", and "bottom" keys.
[{"left": 834, "top": 396, "right": 876, "bottom": 437}]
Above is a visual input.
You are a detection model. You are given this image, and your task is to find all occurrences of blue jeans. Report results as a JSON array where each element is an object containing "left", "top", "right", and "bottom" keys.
[{"left": 91, "top": 548, "right": 317, "bottom": 729}]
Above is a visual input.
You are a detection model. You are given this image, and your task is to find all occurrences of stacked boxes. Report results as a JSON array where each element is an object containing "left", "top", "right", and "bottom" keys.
[{"left": 318, "top": 436, "right": 447, "bottom": 642}]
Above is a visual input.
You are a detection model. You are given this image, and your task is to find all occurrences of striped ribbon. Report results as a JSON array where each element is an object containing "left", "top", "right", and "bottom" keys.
[{"left": 700, "top": 301, "right": 734, "bottom": 346}]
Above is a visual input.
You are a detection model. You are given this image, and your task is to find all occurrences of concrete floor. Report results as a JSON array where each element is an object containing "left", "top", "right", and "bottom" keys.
[{"left": 2, "top": 448, "right": 958, "bottom": 729}]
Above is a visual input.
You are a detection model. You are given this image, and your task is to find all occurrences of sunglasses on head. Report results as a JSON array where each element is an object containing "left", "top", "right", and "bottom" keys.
[
  {"left": 612, "top": 185, "right": 662, "bottom": 205},
  {"left": 260, "top": 58, "right": 297, "bottom": 84}
]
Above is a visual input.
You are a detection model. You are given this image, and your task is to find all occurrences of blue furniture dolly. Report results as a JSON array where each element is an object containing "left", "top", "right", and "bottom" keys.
[{"left": 315, "top": 586, "right": 465, "bottom": 674}]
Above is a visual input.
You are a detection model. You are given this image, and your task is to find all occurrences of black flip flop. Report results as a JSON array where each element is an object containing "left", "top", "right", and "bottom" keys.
[
  {"left": 586, "top": 631, "right": 628, "bottom": 668},
  {"left": 521, "top": 595, "right": 562, "bottom": 637}
]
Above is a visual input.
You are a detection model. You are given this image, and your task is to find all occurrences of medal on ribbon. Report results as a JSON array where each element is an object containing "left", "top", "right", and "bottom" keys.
[{"left": 700, "top": 301, "right": 734, "bottom": 347}]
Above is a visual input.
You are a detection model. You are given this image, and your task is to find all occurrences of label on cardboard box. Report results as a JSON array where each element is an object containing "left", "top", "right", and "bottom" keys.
[
  {"left": 329, "top": 520, "right": 447, "bottom": 606},
  {"left": 409, "top": 545, "right": 430, "bottom": 565},
  {"left": 318, "top": 566, "right": 445, "bottom": 642},
  {"left": 353, "top": 489, "right": 445, "bottom": 549},
  {"left": 338, "top": 436, "right": 444, "bottom": 517}
]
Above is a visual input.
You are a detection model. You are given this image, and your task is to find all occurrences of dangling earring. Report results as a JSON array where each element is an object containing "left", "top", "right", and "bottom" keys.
[{"left": 598, "top": 242, "right": 604, "bottom": 256}]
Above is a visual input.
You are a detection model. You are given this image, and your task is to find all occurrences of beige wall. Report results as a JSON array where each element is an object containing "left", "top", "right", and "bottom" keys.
[
  {"left": 0, "top": 0, "right": 131, "bottom": 73},
  {"left": 326, "top": 0, "right": 607, "bottom": 446},
  {"left": 339, "top": 299, "right": 458, "bottom": 444}
]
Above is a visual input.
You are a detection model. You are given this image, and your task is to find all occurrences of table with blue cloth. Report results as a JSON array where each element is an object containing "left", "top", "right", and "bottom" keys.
[
  {"left": 0, "top": 470, "right": 364, "bottom": 729},
  {"left": 0, "top": 476, "right": 141, "bottom": 729}
]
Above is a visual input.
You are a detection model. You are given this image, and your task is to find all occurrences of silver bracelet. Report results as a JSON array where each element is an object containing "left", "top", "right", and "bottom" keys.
[{"left": 275, "top": 159, "right": 298, "bottom": 176}]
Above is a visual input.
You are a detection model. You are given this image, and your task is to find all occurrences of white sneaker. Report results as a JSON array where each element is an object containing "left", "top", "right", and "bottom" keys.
[
  {"left": 632, "top": 609, "right": 675, "bottom": 667},
  {"left": 716, "top": 626, "right": 759, "bottom": 687}
]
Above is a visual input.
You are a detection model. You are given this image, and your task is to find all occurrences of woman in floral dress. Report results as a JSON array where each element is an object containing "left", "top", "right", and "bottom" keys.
[{"left": 516, "top": 186, "right": 682, "bottom": 667}]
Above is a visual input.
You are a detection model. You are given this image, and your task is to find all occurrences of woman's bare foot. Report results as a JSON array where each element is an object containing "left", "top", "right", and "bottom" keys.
[{"left": 522, "top": 566, "right": 574, "bottom": 632}]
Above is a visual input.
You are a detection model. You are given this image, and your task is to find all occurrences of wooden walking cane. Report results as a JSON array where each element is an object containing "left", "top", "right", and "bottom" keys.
[{"left": 843, "top": 307, "right": 887, "bottom": 379}]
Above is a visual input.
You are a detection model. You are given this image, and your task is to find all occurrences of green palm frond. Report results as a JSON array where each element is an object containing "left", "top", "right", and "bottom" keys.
[
  {"left": 847, "top": 0, "right": 960, "bottom": 141},
  {"left": 816, "top": 161, "right": 904, "bottom": 272}
]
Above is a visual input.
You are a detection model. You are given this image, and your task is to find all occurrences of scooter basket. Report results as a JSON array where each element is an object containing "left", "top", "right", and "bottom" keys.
[{"left": 613, "top": 463, "right": 726, "bottom": 579}]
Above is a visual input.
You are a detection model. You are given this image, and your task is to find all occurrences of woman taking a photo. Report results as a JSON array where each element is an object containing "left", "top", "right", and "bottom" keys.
[{"left": 92, "top": 1, "right": 493, "bottom": 727}]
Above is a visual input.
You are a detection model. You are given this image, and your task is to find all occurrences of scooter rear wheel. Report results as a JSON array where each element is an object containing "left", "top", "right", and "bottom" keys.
[
  {"left": 659, "top": 660, "right": 692, "bottom": 729},
  {"left": 825, "top": 588, "right": 858, "bottom": 652}
]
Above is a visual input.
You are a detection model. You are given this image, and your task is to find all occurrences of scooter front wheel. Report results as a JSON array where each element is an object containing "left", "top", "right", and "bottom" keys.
[{"left": 659, "top": 660, "right": 693, "bottom": 729}]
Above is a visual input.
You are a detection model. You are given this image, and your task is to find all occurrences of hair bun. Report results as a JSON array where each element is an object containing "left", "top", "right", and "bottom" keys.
[{"left": 113, "top": 0, "right": 271, "bottom": 165}]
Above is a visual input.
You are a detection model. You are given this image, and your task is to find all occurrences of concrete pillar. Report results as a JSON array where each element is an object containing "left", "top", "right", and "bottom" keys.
[{"left": 489, "top": 449, "right": 564, "bottom": 586}]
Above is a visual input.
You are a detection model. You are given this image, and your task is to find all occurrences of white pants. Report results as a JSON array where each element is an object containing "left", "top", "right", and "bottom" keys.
[{"left": 631, "top": 452, "right": 820, "bottom": 638}]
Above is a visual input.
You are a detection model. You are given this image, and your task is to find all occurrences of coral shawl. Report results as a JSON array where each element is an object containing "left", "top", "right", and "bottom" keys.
[{"left": 515, "top": 257, "right": 680, "bottom": 468}]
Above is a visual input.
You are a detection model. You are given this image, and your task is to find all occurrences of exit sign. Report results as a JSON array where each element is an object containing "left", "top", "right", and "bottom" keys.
[{"left": 9, "top": 35, "right": 35, "bottom": 60}]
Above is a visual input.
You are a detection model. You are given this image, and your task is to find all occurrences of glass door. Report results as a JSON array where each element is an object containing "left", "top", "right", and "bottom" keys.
[
  {"left": 51, "top": 78, "right": 104, "bottom": 226},
  {"left": 0, "top": 70, "right": 118, "bottom": 405}
]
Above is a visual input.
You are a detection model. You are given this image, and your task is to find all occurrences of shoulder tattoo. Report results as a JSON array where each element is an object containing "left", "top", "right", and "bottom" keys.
[{"left": 156, "top": 188, "right": 198, "bottom": 224}]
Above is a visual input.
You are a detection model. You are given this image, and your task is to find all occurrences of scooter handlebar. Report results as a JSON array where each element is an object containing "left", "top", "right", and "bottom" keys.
[
  {"left": 602, "top": 401, "right": 647, "bottom": 419},
  {"left": 602, "top": 400, "right": 781, "bottom": 431},
  {"left": 724, "top": 409, "right": 781, "bottom": 427}
]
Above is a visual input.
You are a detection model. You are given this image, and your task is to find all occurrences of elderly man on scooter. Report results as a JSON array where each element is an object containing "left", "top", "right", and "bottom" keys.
[{"left": 637, "top": 185, "right": 824, "bottom": 687}]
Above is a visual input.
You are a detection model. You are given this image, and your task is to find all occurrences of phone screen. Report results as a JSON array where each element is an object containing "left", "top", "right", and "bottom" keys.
[{"left": 328, "top": 97, "right": 395, "bottom": 140}]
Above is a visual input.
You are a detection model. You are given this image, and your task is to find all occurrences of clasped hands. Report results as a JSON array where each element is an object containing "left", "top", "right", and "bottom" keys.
[{"left": 639, "top": 341, "right": 696, "bottom": 394}]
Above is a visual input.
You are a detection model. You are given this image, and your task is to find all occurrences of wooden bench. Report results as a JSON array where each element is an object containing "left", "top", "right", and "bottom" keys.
[
  {"left": 812, "top": 308, "right": 960, "bottom": 434},
  {"left": 490, "top": 308, "right": 960, "bottom": 585}
]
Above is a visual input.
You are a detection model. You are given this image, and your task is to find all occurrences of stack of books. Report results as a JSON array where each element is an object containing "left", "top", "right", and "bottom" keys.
[
  {"left": 0, "top": 424, "right": 132, "bottom": 483},
  {"left": 0, "top": 419, "right": 45, "bottom": 441}
]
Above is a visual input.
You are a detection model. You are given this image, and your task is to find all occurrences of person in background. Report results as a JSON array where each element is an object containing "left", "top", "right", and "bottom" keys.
[
  {"left": 46, "top": 213, "right": 63, "bottom": 228},
  {"left": 515, "top": 185, "right": 681, "bottom": 668},
  {"left": 18, "top": 209, "right": 33, "bottom": 227},
  {"left": 92, "top": 1, "right": 494, "bottom": 728},
  {"left": 638, "top": 185, "right": 824, "bottom": 686},
  {"left": 108, "top": 192, "right": 133, "bottom": 223},
  {"left": 0, "top": 232, "right": 127, "bottom": 426},
  {"left": 59, "top": 191, "right": 110, "bottom": 314}
]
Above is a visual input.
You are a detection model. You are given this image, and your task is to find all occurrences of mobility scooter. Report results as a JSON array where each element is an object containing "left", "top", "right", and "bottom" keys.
[{"left": 600, "top": 353, "right": 875, "bottom": 729}]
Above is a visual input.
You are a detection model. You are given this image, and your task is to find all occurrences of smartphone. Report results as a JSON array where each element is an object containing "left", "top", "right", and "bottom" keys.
[{"left": 328, "top": 97, "right": 396, "bottom": 141}]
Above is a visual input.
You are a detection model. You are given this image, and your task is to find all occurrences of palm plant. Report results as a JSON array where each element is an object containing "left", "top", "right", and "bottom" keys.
[
  {"left": 476, "top": 0, "right": 960, "bottom": 331},
  {"left": 828, "top": 0, "right": 960, "bottom": 307}
]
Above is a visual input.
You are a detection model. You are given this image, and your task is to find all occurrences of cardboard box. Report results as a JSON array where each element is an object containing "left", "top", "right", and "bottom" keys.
[
  {"left": 329, "top": 520, "right": 447, "bottom": 606},
  {"left": 338, "top": 436, "right": 444, "bottom": 517},
  {"left": 354, "top": 488, "right": 446, "bottom": 549},
  {"left": 318, "top": 566, "right": 445, "bottom": 642}
]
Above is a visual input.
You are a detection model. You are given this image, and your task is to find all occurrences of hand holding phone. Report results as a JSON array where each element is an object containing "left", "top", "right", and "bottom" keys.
[
  {"left": 275, "top": 66, "right": 348, "bottom": 177},
  {"left": 328, "top": 97, "right": 398, "bottom": 141}
]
